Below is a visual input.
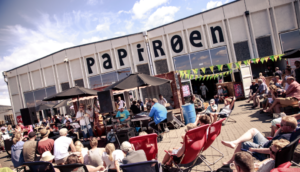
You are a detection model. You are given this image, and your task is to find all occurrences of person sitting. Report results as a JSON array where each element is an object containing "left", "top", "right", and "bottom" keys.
[
  {"left": 194, "top": 115, "right": 211, "bottom": 126},
  {"left": 190, "top": 94, "right": 203, "bottom": 112},
  {"left": 102, "top": 143, "right": 124, "bottom": 172},
  {"left": 88, "top": 137, "right": 105, "bottom": 167},
  {"left": 261, "top": 85, "right": 277, "bottom": 111},
  {"left": 270, "top": 112, "right": 300, "bottom": 137},
  {"left": 146, "top": 98, "right": 152, "bottom": 111},
  {"left": 62, "top": 120, "right": 78, "bottom": 139},
  {"left": 137, "top": 100, "right": 144, "bottom": 111},
  {"left": 40, "top": 151, "right": 60, "bottom": 172},
  {"left": 11, "top": 132, "right": 25, "bottom": 168},
  {"left": 23, "top": 132, "right": 38, "bottom": 162},
  {"left": 252, "top": 79, "right": 268, "bottom": 108},
  {"left": 74, "top": 141, "right": 88, "bottom": 164},
  {"left": 115, "top": 107, "right": 131, "bottom": 128},
  {"left": 138, "top": 131, "right": 148, "bottom": 136},
  {"left": 158, "top": 94, "right": 168, "bottom": 107},
  {"left": 130, "top": 101, "right": 141, "bottom": 115},
  {"left": 161, "top": 123, "right": 197, "bottom": 166},
  {"left": 205, "top": 99, "right": 218, "bottom": 113},
  {"left": 121, "top": 141, "right": 147, "bottom": 164},
  {"left": 247, "top": 81, "right": 259, "bottom": 103},
  {"left": 65, "top": 154, "right": 104, "bottom": 172},
  {"left": 167, "top": 96, "right": 175, "bottom": 110},
  {"left": 255, "top": 139, "right": 290, "bottom": 172},
  {"left": 7, "top": 125, "right": 13, "bottom": 137},
  {"left": 272, "top": 77, "right": 283, "bottom": 89},
  {"left": 208, "top": 96, "right": 236, "bottom": 123},
  {"left": 54, "top": 128, "right": 76, "bottom": 165},
  {"left": 63, "top": 116, "right": 73, "bottom": 124},
  {"left": 219, "top": 87, "right": 228, "bottom": 102},
  {"left": 232, "top": 152, "right": 254, "bottom": 172},
  {"left": 38, "top": 128, "right": 55, "bottom": 156},
  {"left": 14, "top": 123, "right": 23, "bottom": 133},
  {"left": 264, "top": 77, "right": 300, "bottom": 113},
  {"left": 259, "top": 72, "right": 266, "bottom": 84},
  {"left": 275, "top": 67, "right": 282, "bottom": 79},
  {"left": 148, "top": 98, "right": 168, "bottom": 136},
  {"left": 221, "top": 116, "right": 297, "bottom": 164},
  {"left": 284, "top": 68, "right": 293, "bottom": 90}
]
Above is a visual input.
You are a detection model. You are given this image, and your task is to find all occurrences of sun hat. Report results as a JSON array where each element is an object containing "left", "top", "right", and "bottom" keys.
[
  {"left": 121, "top": 141, "right": 132, "bottom": 152},
  {"left": 40, "top": 128, "right": 50, "bottom": 138},
  {"left": 40, "top": 151, "right": 55, "bottom": 162}
]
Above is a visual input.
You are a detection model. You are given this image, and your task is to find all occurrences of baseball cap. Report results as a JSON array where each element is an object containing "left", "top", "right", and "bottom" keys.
[
  {"left": 121, "top": 141, "right": 132, "bottom": 152},
  {"left": 28, "top": 132, "right": 36, "bottom": 138}
]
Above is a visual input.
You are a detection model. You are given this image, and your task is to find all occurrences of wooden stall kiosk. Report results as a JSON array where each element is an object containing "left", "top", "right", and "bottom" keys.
[{"left": 216, "top": 82, "right": 245, "bottom": 100}]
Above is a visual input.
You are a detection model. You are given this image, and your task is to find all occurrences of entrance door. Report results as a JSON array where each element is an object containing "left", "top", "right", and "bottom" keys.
[{"left": 240, "top": 64, "right": 252, "bottom": 98}]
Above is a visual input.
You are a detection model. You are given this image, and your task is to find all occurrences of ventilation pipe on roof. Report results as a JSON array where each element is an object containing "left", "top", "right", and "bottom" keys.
[{"left": 143, "top": 31, "right": 155, "bottom": 76}]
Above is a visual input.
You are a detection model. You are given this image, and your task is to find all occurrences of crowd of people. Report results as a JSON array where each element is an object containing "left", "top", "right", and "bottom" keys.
[{"left": 2, "top": 63, "right": 300, "bottom": 171}]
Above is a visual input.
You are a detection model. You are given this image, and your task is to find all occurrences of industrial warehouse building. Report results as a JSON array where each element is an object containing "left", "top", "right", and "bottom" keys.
[{"left": 3, "top": 0, "right": 300, "bottom": 123}]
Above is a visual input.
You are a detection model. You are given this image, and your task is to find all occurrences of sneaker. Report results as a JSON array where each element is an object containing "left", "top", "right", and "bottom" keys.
[{"left": 164, "top": 127, "right": 170, "bottom": 133}]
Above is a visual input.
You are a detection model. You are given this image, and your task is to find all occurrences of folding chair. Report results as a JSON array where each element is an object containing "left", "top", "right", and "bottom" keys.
[
  {"left": 200, "top": 118, "right": 226, "bottom": 166},
  {"left": 129, "top": 133, "right": 158, "bottom": 161},
  {"left": 3, "top": 139, "right": 13, "bottom": 157},
  {"left": 271, "top": 168, "right": 300, "bottom": 172},
  {"left": 165, "top": 124, "right": 210, "bottom": 172},
  {"left": 274, "top": 135, "right": 300, "bottom": 168},
  {"left": 54, "top": 164, "right": 88, "bottom": 172},
  {"left": 218, "top": 105, "right": 236, "bottom": 125},
  {"left": 120, "top": 160, "right": 159, "bottom": 172},
  {"left": 23, "top": 161, "right": 55, "bottom": 172}
]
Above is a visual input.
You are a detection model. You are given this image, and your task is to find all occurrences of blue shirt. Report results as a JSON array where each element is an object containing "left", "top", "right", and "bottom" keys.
[
  {"left": 148, "top": 103, "right": 167, "bottom": 124},
  {"left": 116, "top": 110, "right": 130, "bottom": 122},
  {"left": 11, "top": 141, "right": 25, "bottom": 167}
]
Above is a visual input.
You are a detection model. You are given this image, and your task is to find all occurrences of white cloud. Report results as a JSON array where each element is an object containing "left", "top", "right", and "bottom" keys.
[
  {"left": 206, "top": 0, "right": 222, "bottom": 10},
  {"left": 87, "top": 0, "right": 103, "bottom": 5},
  {"left": 118, "top": 10, "right": 131, "bottom": 14},
  {"left": 143, "top": 6, "right": 180, "bottom": 30},
  {"left": 81, "top": 36, "right": 107, "bottom": 44},
  {"left": 115, "top": 31, "right": 126, "bottom": 36},
  {"left": 186, "top": 7, "right": 192, "bottom": 11},
  {"left": 132, "top": 0, "right": 169, "bottom": 19},
  {"left": 96, "top": 23, "right": 110, "bottom": 31}
]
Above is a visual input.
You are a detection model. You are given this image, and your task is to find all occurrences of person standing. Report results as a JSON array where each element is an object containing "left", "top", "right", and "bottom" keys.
[
  {"left": 158, "top": 94, "right": 167, "bottom": 107},
  {"left": 76, "top": 104, "right": 93, "bottom": 140},
  {"left": 23, "top": 132, "right": 38, "bottom": 162},
  {"left": 294, "top": 61, "right": 300, "bottom": 84},
  {"left": 200, "top": 83, "right": 208, "bottom": 100},
  {"left": 86, "top": 105, "right": 94, "bottom": 130},
  {"left": 117, "top": 96, "right": 126, "bottom": 109}
]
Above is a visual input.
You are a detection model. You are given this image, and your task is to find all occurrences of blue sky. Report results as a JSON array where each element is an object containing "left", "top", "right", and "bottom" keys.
[{"left": 0, "top": 0, "right": 234, "bottom": 105}]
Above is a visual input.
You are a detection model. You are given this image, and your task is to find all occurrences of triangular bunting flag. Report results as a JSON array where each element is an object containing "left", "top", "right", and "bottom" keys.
[
  {"left": 260, "top": 57, "right": 265, "bottom": 64},
  {"left": 192, "top": 68, "right": 198, "bottom": 74},
  {"left": 255, "top": 58, "right": 260, "bottom": 63},
  {"left": 207, "top": 75, "right": 211, "bottom": 80},
  {"left": 243, "top": 60, "right": 248, "bottom": 65},
  {"left": 187, "top": 69, "right": 191, "bottom": 75},
  {"left": 185, "top": 73, "right": 190, "bottom": 79},
  {"left": 264, "top": 57, "right": 269, "bottom": 62},
  {"left": 179, "top": 71, "right": 184, "bottom": 78},
  {"left": 235, "top": 62, "right": 240, "bottom": 69},
  {"left": 202, "top": 75, "right": 206, "bottom": 80},
  {"left": 278, "top": 54, "right": 284, "bottom": 60},
  {"left": 247, "top": 60, "right": 251, "bottom": 65},
  {"left": 201, "top": 67, "right": 206, "bottom": 74},
  {"left": 210, "top": 75, "right": 214, "bottom": 80},
  {"left": 274, "top": 55, "right": 279, "bottom": 62},
  {"left": 230, "top": 71, "right": 232, "bottom": 74},
  {"left": 214, "top": 74, "right": 218, "bottom": 79},
  {"left": 270, "top": 55, "right": 275, "bottom": 62},
  {"left": 209, "top": 66, "right": 214, "bottom": 72},
  {"left": 227, "top": 63, "right": 232, "bottom": 70},
  {"left": 195, "top": 75, "right": 198, "bottom": 81},
  {"left": 190, "top": 74, "right": 194, "bottom": 79},
  {"left": 238, "top": 61, "right": 242, "bottom": 68},
  {"left": 251, "top": 58, "right": 256, "bottom": 64},
  {"left": 216, "top": 64, "right": 222, "bottom": 71}
]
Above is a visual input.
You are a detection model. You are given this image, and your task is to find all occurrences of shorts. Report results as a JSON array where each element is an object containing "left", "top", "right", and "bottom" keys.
[
  {"left": 241, "top": 129, "right": 268, "bottom": 161},
  {"left": 55, "top": 156, "right": 68, "bottom": 164},
  {"left": 172, "top": 147, "right": 181, "bottom": 154},
  {"left": 278, "top": 97, "right": 298, "bottom": 106},
  {"left": 173, "top": 155, "right": 183, "bottom": 164}
]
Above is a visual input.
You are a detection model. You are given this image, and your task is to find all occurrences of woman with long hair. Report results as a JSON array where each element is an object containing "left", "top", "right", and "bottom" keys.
[
  {"left": 102, "top": 143, "right": 124, "bottom": 172},
  {"left": 7, "top": 125, "right": 13, "bottom": 137},
  {"left": 11, "top": 132, "right": 25, "bottom": 168},
  {"left": 74, "top": 141, "right": 88, "bottom": 164},
  {"left": 65, "top": 154, "right": 104, "bottom": 172}
]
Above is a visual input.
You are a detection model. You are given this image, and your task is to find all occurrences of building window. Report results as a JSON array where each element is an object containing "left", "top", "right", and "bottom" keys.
[
  {"left": 24, "top": 92, "right": 35, "bottom": 108},
  {"left": 137, "top": 64, "right": 150, "bottom": 75},
  {"left": 33, "top": 89, "right": 47, "bottom": 110},
  {"left": 234, "top": 41, "right": 251, "bottom": 61},
  {"left": 210, "top": 46, "right": 229, "bottom": 74},
  {"left": 190, "top": 50, "right": 211, "bottom": 75},
  {"left": 75, "top": 79, "right": 84, "bottom": 87},
  {"left": 173, "top": 55, "right": 191, "bottom": 71},
  {"left": 256, "top": 36, "right": 273, "bottom": 57},
  {"left": 89, "top": 75, "right": 102, "bottom": 89},
  {"left": 61, "top": 82, "right": 70, "bottom": 91},
  {"left": 280, "top": 30, "right": 300, "bottom": 53},
  {"left": 155, "top": 59, "right": 169, "bottom": 74},
  {"left": 101, "top": 72, "right": 118, "bottom": 86},
  {"left": 45, "top": 86, "right": 57, "bottom": 105},
  {"left": 117, "top": 68, "right": 131, "bottom": 80}
]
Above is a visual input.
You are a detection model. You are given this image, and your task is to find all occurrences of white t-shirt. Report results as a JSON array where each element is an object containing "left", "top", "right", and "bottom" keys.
[
  {"left": 285, "top": 75, "right": 291, "bottom": 90},
  {"left": 220, "top": 105, "right": 231, "bottom": 115},
  {"left": 158, "top": 98, "right": 167, "bottom": 107},
  {"left": 102, "top": 150, "right": 124, "bottom": 169},
  {"left": 54, "top": 136, "right": 72, "bottom": 160},
  {"left": 86, "top": 109, "right": 94, "bottom": 122},
  {"left": 118, "top": 100, "right": 125, "bottom": 108},
  {"left": 76, "top": 111, "right": 90, "bottom": 126}
]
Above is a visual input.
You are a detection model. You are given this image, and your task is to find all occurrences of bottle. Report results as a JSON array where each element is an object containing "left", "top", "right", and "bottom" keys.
[{"left": 107, "top": 129, "right": 116, "bottom": 143}]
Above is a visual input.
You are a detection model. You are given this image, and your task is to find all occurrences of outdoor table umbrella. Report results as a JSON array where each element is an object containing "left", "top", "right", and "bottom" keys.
[
  {"left": 281, "top": 49, "right": 300, "bottom": 59},
  {"left": 36, "top": 103, "right": 54, "bottom": 111},
  {"left": 43, "top": 86, "right": 98, "bottom": 108},
  {"left": 53, "top": 99, "right": 69, "bottom": 108},
  {"left": 103, "top": 73, "right": 171, "bottom": 99}
]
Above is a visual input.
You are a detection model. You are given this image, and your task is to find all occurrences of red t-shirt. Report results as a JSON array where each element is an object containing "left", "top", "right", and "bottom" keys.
[{"left": 37, "top": 138, "right": 55, "bottom": 155}]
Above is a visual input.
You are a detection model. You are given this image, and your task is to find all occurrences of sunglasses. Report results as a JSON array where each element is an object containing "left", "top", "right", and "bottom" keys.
[{"left": 269, "top": 147, "right": 276, "bottom": 155}]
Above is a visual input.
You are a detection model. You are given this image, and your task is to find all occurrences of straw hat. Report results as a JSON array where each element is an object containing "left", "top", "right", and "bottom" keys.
[
  {"left": 40, "top": 151, "right": 55, "bottom": 162},
  {"left": 40, "top": 128, "right": 50, "bottom": 138}
]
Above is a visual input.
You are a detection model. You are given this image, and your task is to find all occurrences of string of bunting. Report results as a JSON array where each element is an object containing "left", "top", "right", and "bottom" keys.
[{"left": 178, "top": 54, "right": 284, "bottom": 80}]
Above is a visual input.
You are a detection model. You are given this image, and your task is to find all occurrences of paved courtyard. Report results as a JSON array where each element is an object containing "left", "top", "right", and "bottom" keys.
[{"left": 0, "top": 100, "right": 299, "bottom": 171}]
